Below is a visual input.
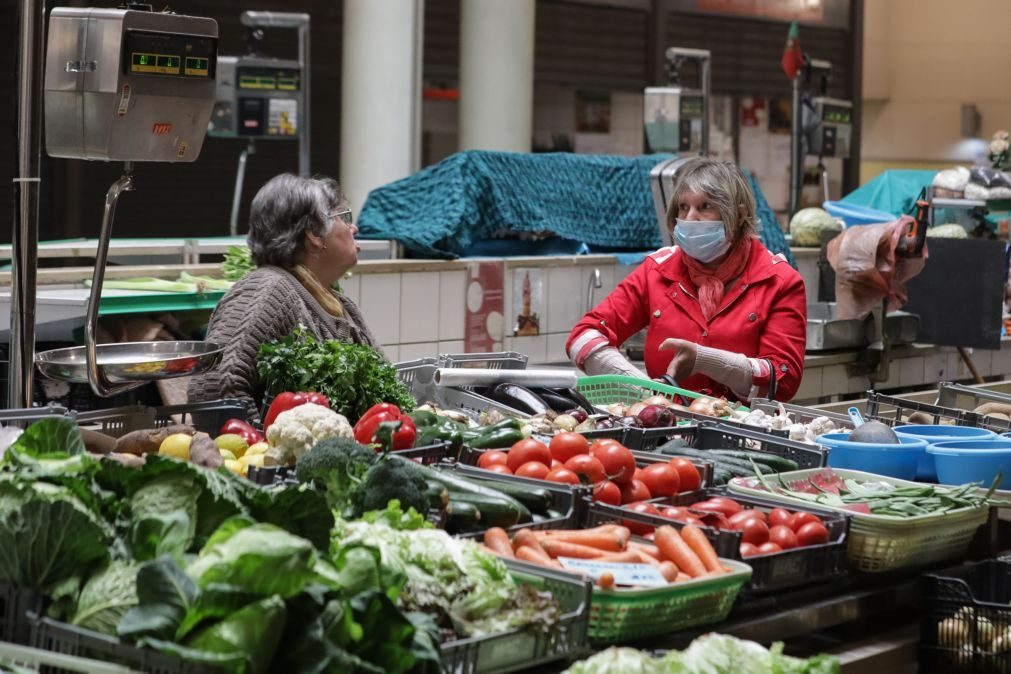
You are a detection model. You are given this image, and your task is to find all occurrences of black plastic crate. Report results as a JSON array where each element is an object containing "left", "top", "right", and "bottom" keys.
[
  {"left": 920, "top": 559, "right": 1011, "bottom": 674},
  {"left": 866, "top": 392, "right": 983, "bottom": 429},
  {"left": 73, "top": 399, "right": 249, "bottom": 438},
  {"left": 583, "top": 487, "right": 850, "bottom": 594},
  {"left": 29, "top": 615, "right": 220, "bottom": 674},
  {"left": 690, "top": 423, "right": 828, "bottom": 469},
  {"left": 0, "top": 583, "right": 43, "bottom": 646},
  {"left": 632, "top": 424, "right": 699, "bottom": 453}
]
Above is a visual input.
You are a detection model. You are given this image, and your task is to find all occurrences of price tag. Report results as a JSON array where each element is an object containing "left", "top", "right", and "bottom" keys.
[{"left": 557, "top": 557, "right": 668, "bottom": 587}]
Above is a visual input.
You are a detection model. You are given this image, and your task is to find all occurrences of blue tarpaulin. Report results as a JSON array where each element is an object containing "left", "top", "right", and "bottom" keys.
[{"left": 840, "top": 169, "right": 937, "bottom": 217}]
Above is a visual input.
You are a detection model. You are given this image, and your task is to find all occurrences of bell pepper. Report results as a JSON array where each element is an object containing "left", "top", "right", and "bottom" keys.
[
  {"left": 353, "top": 403, "right": 416, "bottom": 450},
  {"left": 263, "top": 392, "right": 331, "bottom": 432},
  {"left": 357, "top": 402, "right": 404, "bottom": 427},
  {"left": 219, "top": 418, "right": 264, "bottom": 445}
]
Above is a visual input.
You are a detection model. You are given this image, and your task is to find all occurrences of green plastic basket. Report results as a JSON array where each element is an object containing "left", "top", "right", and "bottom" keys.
[
  {"left": 586, "top": 559, "right": 752, "bottom": 644},
  {"left": 577, "top": 375, "right": 703, "bottom": 406}
]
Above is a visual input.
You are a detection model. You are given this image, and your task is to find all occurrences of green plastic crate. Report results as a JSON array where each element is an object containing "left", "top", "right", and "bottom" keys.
[{"left": 576, "top": 375, "right": 704, "bottom": 406}]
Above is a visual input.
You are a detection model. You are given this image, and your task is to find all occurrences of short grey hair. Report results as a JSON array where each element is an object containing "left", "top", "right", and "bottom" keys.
[
  {"left": 247, "top": 174, "right": 347, "bottom": 269},
  {"left": 666, "top": 158, "right": 758, "bottom": 243}
]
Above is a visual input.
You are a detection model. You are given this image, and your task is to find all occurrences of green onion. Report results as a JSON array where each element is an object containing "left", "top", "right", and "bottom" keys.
[{"left": 85, "top": 277, "right": 197, "bottom": 293}]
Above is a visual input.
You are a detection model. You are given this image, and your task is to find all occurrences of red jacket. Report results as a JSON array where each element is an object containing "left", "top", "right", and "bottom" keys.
[{"left": 567, "top": 238, "right": 807, "bottom": 402}]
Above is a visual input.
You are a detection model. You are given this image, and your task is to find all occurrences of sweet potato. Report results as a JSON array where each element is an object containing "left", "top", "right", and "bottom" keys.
[
  {"left": 114, "top": 425, "right": 195, "bottom": 455},
  {"left": 80, "top": 429, "right": 117, "bottom": 454},
  {"left": 189, "top": 432, "right": 223, "bottom": 469}
]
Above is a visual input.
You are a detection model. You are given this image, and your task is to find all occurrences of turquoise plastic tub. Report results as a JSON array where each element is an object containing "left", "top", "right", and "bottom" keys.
[
  {"left": 822, "top": 201, "right": 896, "bottom": 227},
  {"left": 927, "top": 439, "right": 1011, "bottom": 489},
  {"left": 895, "top": 425, "right": 998, "bottom": 482},
  {"left": 818, "top": 432, "right": 927, "bottom": 481}
]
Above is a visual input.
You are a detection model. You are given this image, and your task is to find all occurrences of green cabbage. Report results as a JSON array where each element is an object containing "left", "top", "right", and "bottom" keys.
[
  {"left": 790, "top": 208, "right": 842, "bottom": 247},
  {"left": 927, "top": 224, "right": 968, "bottom": 239}
]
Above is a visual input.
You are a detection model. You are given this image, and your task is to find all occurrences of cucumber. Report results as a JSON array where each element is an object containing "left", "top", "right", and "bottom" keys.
[
  {"left": 450, "top": 492, "right": 527, "bottom": 527},
  {"left": 424, "top": 481, "right": 450, "bottom": 511},
  {"left": 466, "top": 478, "right": 553, "bottom": 514},
  {"left": 660, "top": 449, "right": 774, "bottom": 476},
  {"left": 445, "top": 500, "right": 481, "bottom": 531},
  {"left": 707, "top": 449, "right": 798, "bottom": 472},
  {"left": 712, "top": 467, "right": 735, "bottom": 486},
  {"left": 393, "top": 457, "right": 532, "bottom": 521}
]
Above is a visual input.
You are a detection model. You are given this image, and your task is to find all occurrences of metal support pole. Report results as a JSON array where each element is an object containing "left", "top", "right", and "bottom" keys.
[
  {"left": 10, "top": 0, "right": 45, "bottom": 409},
  {"left": 700, "top": 54, "right": 711, "bottom": 157},
  {"left": 229, "top": 140, "right": 255, "bottom": 236},
  {"left": 789, "top": 73, "right": 804, "bottom": 217}
]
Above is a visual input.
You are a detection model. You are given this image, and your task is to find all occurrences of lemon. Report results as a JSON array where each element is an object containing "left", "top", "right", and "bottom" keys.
[
  {"left": 245, "top": 441, "right": 269, "bottom": 456},
  {"left": 159, "top": 433, "right": 193, "bottom": 461},
  {"left": 239, "top": 453, "right": 265, "bottom": 469},
  {"left": 218, "top": 449, "right": 237, "bottom": 462},
  {"left": 214, "top": 433, "right": 249, "bottom": 458},
  {"left": 224, "top": 459, "right": 244, "bottom": 476}
]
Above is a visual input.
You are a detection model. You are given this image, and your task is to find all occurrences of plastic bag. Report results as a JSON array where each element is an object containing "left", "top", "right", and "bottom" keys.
[
  {"left": 969, "top": 168, "right": 1011, "bottom": 188},
  {"left": 826, "top": 215, "right": 928, "bottom": 320}
]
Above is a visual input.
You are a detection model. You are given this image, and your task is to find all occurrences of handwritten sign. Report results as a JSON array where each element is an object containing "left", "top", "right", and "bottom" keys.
[{"left": 557, "top": 557, "right": 668, "bottom": 587}]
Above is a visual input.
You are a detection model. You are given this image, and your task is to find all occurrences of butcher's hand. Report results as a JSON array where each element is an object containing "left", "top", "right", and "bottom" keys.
[{"left": 659, "top": 338, "right": 698, "bottom": 381}]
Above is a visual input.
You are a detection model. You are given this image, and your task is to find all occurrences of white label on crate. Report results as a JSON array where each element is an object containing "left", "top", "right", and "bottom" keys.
[{"left": 557, "top": 558, "right": 668, "bottom": 587}]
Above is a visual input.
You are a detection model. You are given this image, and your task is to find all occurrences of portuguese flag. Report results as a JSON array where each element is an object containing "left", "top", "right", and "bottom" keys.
[{"left": 781, "top": 21, "right": 804, "bottom": 79}]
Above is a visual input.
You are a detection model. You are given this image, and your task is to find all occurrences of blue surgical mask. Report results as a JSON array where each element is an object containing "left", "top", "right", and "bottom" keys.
[{"left": 674, "top": 219, "right": 731, "bottom": 263}]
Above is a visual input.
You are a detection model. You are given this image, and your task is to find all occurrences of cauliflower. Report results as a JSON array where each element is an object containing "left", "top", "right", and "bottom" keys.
[{"left": 264, "top": 402, "right": 352, "bottom": 466}]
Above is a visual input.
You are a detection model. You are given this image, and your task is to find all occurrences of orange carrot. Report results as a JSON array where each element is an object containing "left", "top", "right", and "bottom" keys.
[
  {"left": 483, "top": 527, "right": 515, "bottom": 558},
  {"left": 629, "top": 542, "right": 661, "bottom": 560},
  {"left": 540, "top": 538, "right": 611, "bottom": 559},
  {"left": 595, "top": 550, "right": 644, "bottom": 563},
  {"left": 515, "top": 545, "right": 561, "bottom": 568},
  {"left": 534, "top": 528, "right": 626, "bottom": 552},
  {"left": 657, "top": 561, "right": 680, "bottom": 583},
  {"left": 654, "top": 525, "right": 707, "bottom": 578},
  {"left": 675, "top": 572, "right": 692, "bottom": 583},
  {"left": 681, "top": 524, "right": 723, "bottom": 574},
  {"left": 512, "top": 528, "right": 541, "bottom": 551},
  {"left": 597, "top": 572, "right": 615, "bottom": 589}
]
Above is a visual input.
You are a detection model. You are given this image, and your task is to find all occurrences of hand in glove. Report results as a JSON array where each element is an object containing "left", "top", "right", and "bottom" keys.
[{"left": 659, "top": 338, "right": 698, "bottom": 381}]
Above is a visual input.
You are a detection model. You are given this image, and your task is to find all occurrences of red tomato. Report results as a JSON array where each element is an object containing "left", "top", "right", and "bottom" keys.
[
  {"left": 588, "top": 439, "right": 622, "bottom": 451},
  {"left": 690, "top": 500, "right": 729, "bottom": 515},
  {"left": 789, "top": 512, "right": 824, "bottom": 532},
  {"left": 622, "top": 501, "right": 661, "bottom": 535},
  {"left": 769, "top": 525, "right": 798, "bottom": 550},
  {"left": 768, "top": 508, "right": 793, "bottom": 528},
  {"left": 484, "top": 464, "right": 513, "bottom": 475},
  {"left": 545, "top": 468, "right": 581, "bottom": 485},
  {"left": 735, "top": 518, "right": 770, "bottom": 546},
  {"left": 728, "top": 509, "right": 767, "bottom": 526},
  {"left": 638, "top": 463, "right": 681, "bottom": 498},
  {"left": 619, "top": 479, "right": 652, "bottom": 504},
  {"left": 690, "top": 498, "right": 740, "bottom": 517},
  {"left": 590, "top": 443, "right": 636, "bottom": 485},
  {"left": 592, "top": 480, "right": 622, "bottom": 505},
  {"left": 506, "top": 439, "right": 551, "bottom": 472},
  {"left": 660, "top": 506, "right": 692, "bottom": 520},
  {"left": 633, "top": 467, "right": 643, "bottom": 481},
  {"left": 739, "top": 542, "right": 760, "bottom": 558},
  {"left": 564, "top": 454, "right": 606, "bottom": 483},
  {"left": 757, "top": 542, "right": 784, "bottom": 555},
  {"left": 477, "top": 450, "right": 508, "bottom": 469},
  {"left": 795, "top": 521, "right": 830, "bottom": 547},
  {"left": 669, "top": 458, "right": 702, "bottom": 492},
  {"left": 515, "top": 461, "right": 551, "bottom": 480},
  {"left": 549, "top": 432, "right": 590, "bottom": 464},
  {"left": 551, "top": 460, "right": 563, "bottom": 470}
]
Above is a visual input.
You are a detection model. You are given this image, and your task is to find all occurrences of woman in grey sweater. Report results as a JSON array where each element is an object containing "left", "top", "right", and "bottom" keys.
[{"left": 188, "top": 174, "right": 380, "bottom": 422}]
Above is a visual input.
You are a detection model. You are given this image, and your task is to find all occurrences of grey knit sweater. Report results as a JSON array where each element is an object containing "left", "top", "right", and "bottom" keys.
[{"left": 187, "top": 265, "right": 380, "bottom": 422}]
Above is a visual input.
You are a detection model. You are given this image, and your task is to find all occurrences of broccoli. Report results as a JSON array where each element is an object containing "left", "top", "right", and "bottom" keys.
[
  {"left": 295, "top": 436, "right": 377, "bottom": 514},
  {"left": 353, "top": 457, "right": 430, "bottom": 518}
]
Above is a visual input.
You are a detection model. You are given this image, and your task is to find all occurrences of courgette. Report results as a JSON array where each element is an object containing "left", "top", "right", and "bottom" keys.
[
  {"left": 707, "top": 449, "right": 798, "bottom": 472},
  {"left": 466, "top": 478, "right": 554, "bottom": 514},
  {"left": 394, "top": 457, "right": 532, "bottom": 521},
  {"left": 424, "top": 481, "right": 450, "bottom": 511},
  {"left": 449, "top": 492, "right": 527, "bottom": 527},
  {"left": 445, "top": 500, "right": 481, "bottom": 531}
]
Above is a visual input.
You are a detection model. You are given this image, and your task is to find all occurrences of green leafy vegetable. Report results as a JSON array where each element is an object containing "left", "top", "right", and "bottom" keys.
[
  {"left": 175, "top": 583, "right": 263, "bottom": 641},
  {"left": 5, "top": 416, "right": 85, "bottom": 459},
  {"left": 119, "top": 556, "right": 198, "bottom": 641},
  {"left": 221, "top": 245, "right": 255, "bottom": 282},
  {"left": 71, "top": 560, "right": 140, "bottom": 635}
]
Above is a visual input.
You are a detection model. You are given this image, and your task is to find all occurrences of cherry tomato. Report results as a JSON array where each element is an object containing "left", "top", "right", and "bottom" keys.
[
  {"left": 637, "top": 463, "right": 681, "bottom": 498},
  {"left": 592, "top": 480, "right": 621, "bottom": 506},
  {"left": 768, "top": 508, "right": 793, "bottom": 528},
  {"left": 545, "top": 467, "right": 581, "bottom": 485},
  {"left": 619, "top": 479, "right": 652, "bottom": 504},
  {"left": 549, "top": 432, "right": 590, "bottom": 464},
  {"left": 768, "top": 525, "right": 798, "bottom": 550},
  {"left": 757, "top": 541, "right": 784, "bottom": 555},
  {"left": 739, "top": 542, "right": 761, "bottom": 558},
  {"left": 795, "top": 521, "right": 830, "bottom": 547},
  {"left": 590, "top": 443, "right": 636, "bottom": 485},
  {"left": 622, "top": 501, "right": 661, "bottom": 535},
  {"left": 477, "top": 450, "right": 509, "bottom": 469},
  {"left": 789, "top": 512, "right": 824, "bottom": 532},
  {"left": 484, "top": 464, "right": 513, "bottom": 475},
  {"left": 669, "top": 458, "right": 702, "bottom": 492},
  {"left": 506, "top": 439, "right": 551, "bottom": 472},
  {"left": 515, "top": 461, "right": 551, "bottom": 480},
  {"left": 728, "top": 509, "right": 767, "bottom": 527},
  {"left": 735, "top": 518, "right": 770, "bottom": 546},
  {"left": 564, "top": 454, "right": 606, "bottom": 483}
]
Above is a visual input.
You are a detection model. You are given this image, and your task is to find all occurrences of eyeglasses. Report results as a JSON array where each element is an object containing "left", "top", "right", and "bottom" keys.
[{"left": 329, "top": 209, "right": 353, "bottom": 226}]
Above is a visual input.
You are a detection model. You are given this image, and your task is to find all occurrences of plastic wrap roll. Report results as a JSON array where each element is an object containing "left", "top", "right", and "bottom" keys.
[{"left": 433, "top": 367, "right": 578, "bottom": 389}]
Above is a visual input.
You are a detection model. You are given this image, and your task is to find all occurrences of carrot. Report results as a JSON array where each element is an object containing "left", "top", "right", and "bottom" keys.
[
  {"left": 515, "top": 545, "right": 561, "bottom": 568},
  {"left": 534, "top": 528, "right": 626, "bottom": 552},
  {"left": 597, "top": 572, "right": 615, "bottom": 589},
  {"left": 483, "top": 527, "right": 515, "bottom": 558},
  {"left": 675, "top": 572, "right": 692, "bottom": 583},
  {"left": 595, "top": 550, "right": 644, "bottom": 563},
  {"left": 657, "top": 561, "right": 680, "bottom": 583},
  {"left": 512, "top": 528, "right": 540, "bottom": 551},
  {"left": 629, "top": 541, "right": 661, "bottom": 560},
  {"left": 540, "top": 538, "right": 611, "bottom": 559},
  {"left": 654, "top": 525, "right": 707, "bottom": 578},
  {"left": 681, "top": 524, "right": 723, "bottom": 574}
]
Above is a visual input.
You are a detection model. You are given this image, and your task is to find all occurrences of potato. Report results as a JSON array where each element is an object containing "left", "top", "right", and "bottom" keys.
[
  {"left": 114, "top": 424, "right": 195, "bottom": 455},
  {"left": 974, "top": 402, "right": 1011, "bottom": 417},
  {"left": 80, "top": 429, "right": 117, "bottom": 454},
  {"left": 189, "top": 432, "right": 224, "bottom": 469}
]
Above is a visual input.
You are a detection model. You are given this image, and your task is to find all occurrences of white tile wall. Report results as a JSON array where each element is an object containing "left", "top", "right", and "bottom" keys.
[
  {"left": 546, "top": 333, "right": 569, "bottom": 363},
  {"left": 381, "top": 344, "right": 400, "bottom": 362},
  {"left": 545, "top": 267, "right": 582, "bottom": 333},
  {"left": 400, "top": 272, "right": 440, "bottom": 343},
  {"left": 438, "top": 271, "right": 466, "bottom": 341},
  {"left": 819, "top": 365, "right": 849, "bottom": 397},
  {"left": 898, "top": 356, "right": 925, "bottom": 387},
  {"left": 794, "top": 367, "right": 823, "bottom": 402},
  {"left": 438, "top": 340, "right": 465, "bottom": 355},
  {"left": 340, "top": 273, "right": 361, "bottom": 305},
  {"left": 512, "top": 335, "right": 548, "bottom": 363},
  {"left": 359, "top": 273, "right": 401, "bottom": 344},
  {"left": 399, "top": 341, "right": 439, "bottom": 361}
]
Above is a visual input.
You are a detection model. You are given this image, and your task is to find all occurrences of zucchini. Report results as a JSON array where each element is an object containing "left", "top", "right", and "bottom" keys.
[
  {"left": 445, "top": 500, "right": 481, "bottom": 531},
  {"left": 466, "top": 478, "right": 553, "bottom": 514},
  {"left": 393, "top": 457, "right": 532, "bottom": 521},
  {"left": 712, "top": 467, "right": 735, "bottom": 486},
  {"left": 450, "top": 492, "right": 527, "bottom": 527},
  {"left": 659, "top": 449, "right": 774, "bottom": 476},
  {"left": 707, "top": 449, "right": 798, "bottom": 472}
]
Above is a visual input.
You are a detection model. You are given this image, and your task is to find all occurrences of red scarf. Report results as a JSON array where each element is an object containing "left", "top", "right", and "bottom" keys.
[{"left": 681, "top": 238, "right": 752, "bottom": 321}]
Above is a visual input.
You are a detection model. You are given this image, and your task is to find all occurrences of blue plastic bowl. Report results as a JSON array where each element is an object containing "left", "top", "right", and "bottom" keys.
[
  {"left": 895, "top": 425, "right": 998, "bottom": 482},
  {"left": 818, "top": 432, "right": 927, "bottom": 480},
  {"left": 822, "top": 201, "right": 896, "bottom": 227},
  {"left": 927, "top": 439, "right": 1011, "bottom": 489}
]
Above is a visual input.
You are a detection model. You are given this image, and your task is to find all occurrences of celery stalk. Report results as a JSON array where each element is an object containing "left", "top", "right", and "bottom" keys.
[
  {"left": 84, "top": 278, "right": 197, "bottom": 293},
  {"left": 178, "top": 271, "right": 235, "bottom": 291}
]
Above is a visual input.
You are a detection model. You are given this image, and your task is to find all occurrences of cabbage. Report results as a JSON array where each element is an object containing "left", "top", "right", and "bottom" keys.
[
  {"left": 790, "top": 208, "right": 842, "bottom": 246},
  {"left": 927, "top": 224, "right": 968, "bottom": 239}
]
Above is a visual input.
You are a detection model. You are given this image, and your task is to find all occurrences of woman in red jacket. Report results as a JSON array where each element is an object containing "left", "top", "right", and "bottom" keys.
[{"left": 567, "top": 158, "right": 807, "bottom": 402}]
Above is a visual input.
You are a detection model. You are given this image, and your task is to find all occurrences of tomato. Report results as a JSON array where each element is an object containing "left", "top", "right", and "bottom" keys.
[
  {"left": 728, "top": 509, "right": 766, "bottom": 527},
  {"left": 633, "top": 467, "right": 643, "bottom": 481},
  {"left": 690, "top": 497, "right": 740, "bottom": 517},
  {"left": 690, "top": 500, "right": 729, "bottom": 515},
  {"left": 768, "top": 525, "right": 798, "bottom": 550},
  {"left": 660, "top": 506, "right": 692, "bottom": 520},
  {"left": 669, "top": 458, "right": 702, "bottom": 492},
  {"left": 549, "top": 432, "right": 590, "bottom": 464},
  {"left": 506, "top": 439, "right": 551, "bottom": 472},
  {"left": 739, "top": 542, "right": 761, "bottom": 558},
  {"left": 638, "top": 463, "right": 681, "bottom": 498},
  {"left": 789, "top": 512, "right": 824, "bottom": 532},
  {"left": 735, "top": 518, "right": 770, "bottom": 546},
  {"left": 551, "top": 460, "right": 563, "bottom": 470},
  {"left": 757, "top": 542, "right": 783, "bottom": 555},
  {"left": 592, "top": 480, "right": 621, "bottom": 505},
  {"left": 545, "top": 468, "right": 581, "bottom": 485},
  {"left": 515, "top": 461, "right": 550, "bottom": 480},
  {"left": 619, "top": 479, "right": 652, "bottom": 504},
  {"left": 768, "top": 508, "right": 793, "bottom": 528},
  {"left": 477, "top": 451, "right": 509, "bottom": 469},
  {"left": 590, "top": 443, "right": 637, "bottom": 485},
  {"left": 564, "top": 454, "right": 606, "bottom": 483},
  {"left": 795, "top": 521, "right": 830, "bottom": 547},
  {"left": 588, "top": 439, "right": 622, "bottom": 452},
  {"left": 484, "top": 464, "right": 513, "bottom": 475},
  {"left": 622, "top": 501, "right": 661, "bottom": 535}
]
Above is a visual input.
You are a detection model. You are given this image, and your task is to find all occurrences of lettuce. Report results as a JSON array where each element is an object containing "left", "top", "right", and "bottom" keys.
[{"left": 71, "top": 560, "right": 140, "bottom": 635}]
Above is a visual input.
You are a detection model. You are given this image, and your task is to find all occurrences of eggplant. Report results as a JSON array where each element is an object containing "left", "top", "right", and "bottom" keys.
[
  {"left": 490, "top": 383, "right": 552, "bottom": 416},
  {"left": 554, "top": 387, "right": 598, "bottom": 415},
  {"left": 530, "top": 388, "right": 583, "bottom": 414}
]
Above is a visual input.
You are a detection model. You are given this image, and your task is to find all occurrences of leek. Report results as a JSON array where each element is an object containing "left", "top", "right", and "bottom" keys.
[
  {"left": 84, "top": 277, "right": 197, "bottom": 293},
  {"left": 179, "top": 271, "right": 234, "bottom": 291}
]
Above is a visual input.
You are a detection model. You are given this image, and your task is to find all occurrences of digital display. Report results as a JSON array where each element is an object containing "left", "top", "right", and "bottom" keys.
[
  {"left": 184, "top": 57, "right": 210, "bottom": 77},
  {"left": 237, "top": 67, "right": 301, "bottom": 91},
  {"left": 680, "top": 96, "right": 704, "bottom": 119},
  {"left": 124, "top": 30, "right": 216, "bottom": 78},
  {"left": 822, "top": 105, "right": 852, "bottom": 125}
]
